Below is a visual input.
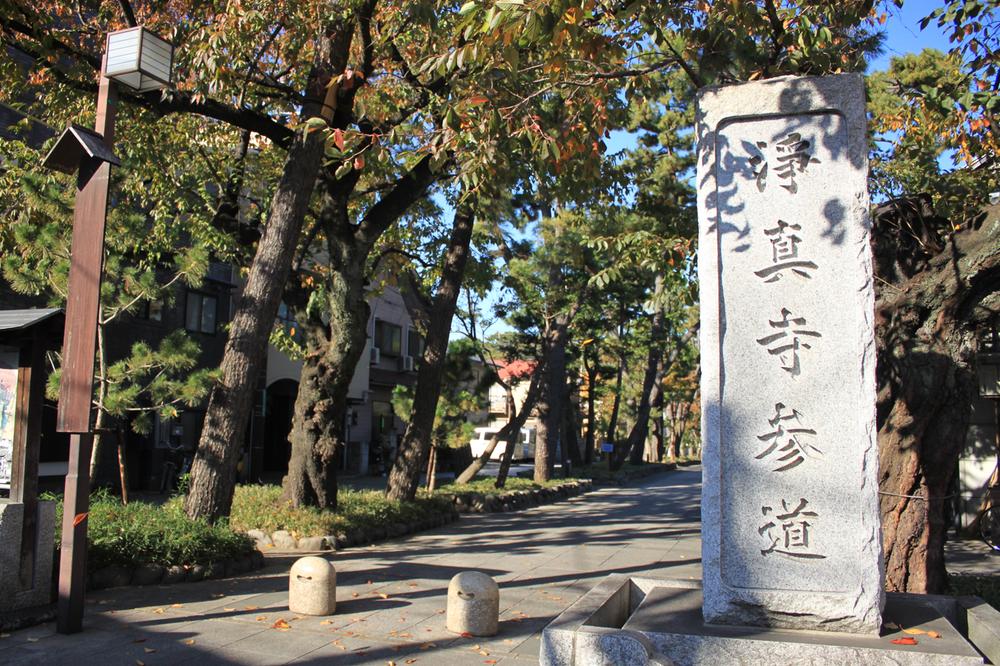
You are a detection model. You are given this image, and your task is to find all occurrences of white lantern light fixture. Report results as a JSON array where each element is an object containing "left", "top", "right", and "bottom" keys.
[{"left": 104, "top": 27, "right": 173, "bottom": 92}]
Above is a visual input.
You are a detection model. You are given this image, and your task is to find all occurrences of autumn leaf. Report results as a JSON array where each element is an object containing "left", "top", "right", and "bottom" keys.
[
  {"left": 182, "top": 639, "right": 196, "bottom": 646},
  {"left": 333, "top": 128, "right": 346, "bottom": 151},
  {"left": 405, "top": 660, "right": 418, "bottom": 664},
  {"left": 272, "top": 619, "right": 292, "bottom": 630},
  {"left": 378, "top": 593, "right": 390, "bottom": 599},
  {"left": 890, "top": 636, "right": 918, "bottom": 645},
  {"left": 460, "top": 632, "right": 473, "bottom": 638},
  {"left": 72, "top": 513, "right": 88, "bottom": 527}
]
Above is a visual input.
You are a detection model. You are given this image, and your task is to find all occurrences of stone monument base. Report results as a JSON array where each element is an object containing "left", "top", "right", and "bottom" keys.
[
  {"left": 0, "top": 500, "right": 56, "bottom": 613},
  {"left": 541, "top": 575, "right": 998, "bottom": 665}
]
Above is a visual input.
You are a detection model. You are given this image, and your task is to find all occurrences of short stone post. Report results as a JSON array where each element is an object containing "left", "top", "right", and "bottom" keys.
[
  {"left": 289, "top": 556, "right": 336, "bottom": 616},
  {"left": 447, "top": 571, "right": 499, "bottom": 636}
]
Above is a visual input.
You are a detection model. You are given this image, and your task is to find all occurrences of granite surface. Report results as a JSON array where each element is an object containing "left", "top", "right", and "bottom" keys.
[{"left": 696, "top": 74, "right": 883, "bottom": 633}]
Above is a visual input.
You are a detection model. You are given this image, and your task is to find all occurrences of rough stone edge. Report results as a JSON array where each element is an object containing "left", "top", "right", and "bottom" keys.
[
  {"left": 85, "top": 549, "right": 266, "bottom": 591},
  {"left": 695, "top": 72, "right": 884, "bottom": 634},
  {"left": 958, "top": 595, "right": 1000, "bottom": 665},
  {"left": 542, "top": 576, "right": 990, "bottom": 666}
]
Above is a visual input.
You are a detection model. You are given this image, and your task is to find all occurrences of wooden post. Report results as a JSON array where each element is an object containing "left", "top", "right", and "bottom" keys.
[
  {"left": 9, "top": 334, "right": 44, "bottom": 592},
  {"left": 56, "top": 76, "right": 117, "bottom": 635},
  {"left": 57, "top": 432, "right": 94, "bottom": 635}
]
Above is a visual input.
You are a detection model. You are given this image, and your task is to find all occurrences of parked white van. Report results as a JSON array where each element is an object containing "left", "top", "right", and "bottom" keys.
[{"left": 469, "top": 426, "right": 535, "bottom": 461}]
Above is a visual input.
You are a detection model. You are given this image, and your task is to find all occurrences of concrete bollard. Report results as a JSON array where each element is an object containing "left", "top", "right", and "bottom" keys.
[
  {"left": 447, "top": 571, "right": 499, "bottom": 636},
  {"left": 289, "top": 556, "right": 336, "bottom": 615}
]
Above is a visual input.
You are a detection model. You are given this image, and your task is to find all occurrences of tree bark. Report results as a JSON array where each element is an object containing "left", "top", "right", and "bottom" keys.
[
  {"left": 385, "top": 204, "right": 476, "bottom": 501},
  {"left": 563, "top": 381, "right": 582, "bottom": 467},
  {"left": 605, "top": 353, "right": 625, "bottom": 446},
  {"left": 583, "top": 353, "right": 598, "bottom": 465},
  {"left": 624, "top": 275, "right": 666, "bottom": 466},
  {"left": 185, "top": 127, "right": 327, "bottom": 521},
  {"left": 535, "top": 316, "right": 570, "bottom": 482},
  {"left": 874, "top": 201, "right": 1000, "bottom": 594},
  {"left": 280, "top": 251, "right": 369, "bottom": 509}
]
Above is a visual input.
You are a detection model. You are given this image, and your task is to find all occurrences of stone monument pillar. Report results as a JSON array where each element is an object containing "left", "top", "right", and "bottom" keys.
[{"left": 697, "top": 74, "right": 884, "bottom": 634}]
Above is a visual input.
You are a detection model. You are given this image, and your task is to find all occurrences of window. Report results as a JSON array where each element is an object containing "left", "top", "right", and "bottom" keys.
[
  {"left": 407, "top": 328, "right": 424, "bottom": 359},
  {"left": 276, "top": 302, "right": 302, "bottom": 342},
  {"left": 140, "top": 298, "right": 163, "bottom": 322},
  {"left": 374, "top": 320, "right": 402, "bottom": 356},
  {"left": 185, "top": 292, "right": 217, "bottom": 334}
]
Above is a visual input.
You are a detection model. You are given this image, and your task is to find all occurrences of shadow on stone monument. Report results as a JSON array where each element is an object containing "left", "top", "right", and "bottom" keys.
[{"left": 539, "top": 74, "right": 1000, "bottom": 665}]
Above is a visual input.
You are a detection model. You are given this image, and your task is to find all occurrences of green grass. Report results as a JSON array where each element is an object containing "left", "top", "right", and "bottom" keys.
[
  {"left": 49, "top": 490, "right": 254, "bottom": 571},
  {"left": 223, "top": 484, "right": 454, "bottom": 538},
  {"left": 432, "top": 476, "right": 580, "bottom": 497}
]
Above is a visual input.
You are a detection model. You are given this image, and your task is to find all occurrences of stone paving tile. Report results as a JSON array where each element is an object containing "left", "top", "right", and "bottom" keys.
[{"left": 2, "top": 469, "right": 709, "bottom": 666}]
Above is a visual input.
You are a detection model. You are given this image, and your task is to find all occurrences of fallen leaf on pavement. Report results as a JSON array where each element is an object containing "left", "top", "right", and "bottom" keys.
[
  {"left": 419, "top": 642, "right": 437, "bottom": 650},
  {"left": 378, "top": 593, "right": 391, "bottom": 599},
  {"left": 352, "top": 593, "right": 360, "bottom": 598},
  {"left": 485, "top": 661, "right": 497, "bottom": 665},
  {"left": 890, "top": 637, "right": 918, "bottom": 645},
  {"left": 272, "top": 619, "right": 292, "bottom": 631},
  {"left": 183, "top": 639, "right": 196, "bottom": 646},
  {"left": 460, "top": 632, "right": 473, "bottom": 638},
  {"left": 244, "top": 606, "right": 260, "bottom": 611},
  {"left": 223, "top": 608, "right": 236, "bottom": 612},
  {"left": 928, "top": 631, "right": 942, "bottom": 639},
  {"left": 256, "top": 615, "right": 268, "bottom": 622},
  {"left": 320, "top": 620, "right": 334, "bottom": 625},
  {"left": 170, "top": 604, "right": 183, "bottom": 608},
  {"left": 405, "top": 660, "right": 418, "bottom": 664}
]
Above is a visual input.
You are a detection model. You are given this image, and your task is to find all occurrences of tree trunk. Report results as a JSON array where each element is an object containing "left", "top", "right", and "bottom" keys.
[
  {"left": 583, "top": 357, "right": 598, "bottom": 466},
  {"left": 874, "top": 202, "right": 1000, "bottom": 594},
  {"left": 280, "top": 259, "right": 369, "bottom": 509},
  {"left": 386, "top": 204, "right": 476, "bottom": 501},
  {"left": 425, "top": 446, "right": 438, "bottom": 492},
  {"left": 563, "top": 383, "right": 582, "bottom": 467},
  {"left": 605, "top": 353, "right": 624, "bottom": 446},
  {"left": 184, "top": 119, "right": 328, "bottom": 522},
  {"left": 457, "top": 371, "right": 543, "bottom": 484},
  {"left": 535, "top": 317, "right": 570, "bottom": 483},
  {"left": 623, "top": 276, "right": 666, "bottom": 467}
]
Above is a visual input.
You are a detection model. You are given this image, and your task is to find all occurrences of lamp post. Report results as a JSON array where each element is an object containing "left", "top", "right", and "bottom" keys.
[{"left": 41, "top": 26, "right": 173, "bottom": 635}]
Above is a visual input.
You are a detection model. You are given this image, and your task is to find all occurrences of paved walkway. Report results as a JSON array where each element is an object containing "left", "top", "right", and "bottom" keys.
[{"left": 0, "top": 468, "right": 704, "bottom": 665}]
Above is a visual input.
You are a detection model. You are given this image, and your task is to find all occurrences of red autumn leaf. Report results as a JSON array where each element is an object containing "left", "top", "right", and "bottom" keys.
[
  {"left": 354, "top": 156, "right": 365, "bottom": 170},
  {"left": 333, "top": 128, "right": 345, "bottom": 151},
  {"left": 890, "top": 636, "right": 918, "bottom": 645},
  {"left": 469, "top": 96, "right": 489, "bottom": 106},
  {"left": 460, "top": 632, "right": 473, "bottom": 638},
  {"left": 73, "top": 512, "right": 88, "bottom": 527}
]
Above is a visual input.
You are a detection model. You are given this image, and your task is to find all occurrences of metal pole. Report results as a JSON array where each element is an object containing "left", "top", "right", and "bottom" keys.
[{"left": 56, "top": 74, "right": 117, "bottom": 635}]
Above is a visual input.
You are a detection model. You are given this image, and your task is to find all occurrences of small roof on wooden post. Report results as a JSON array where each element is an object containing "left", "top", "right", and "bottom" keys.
[
  {"left": 0, "top": 308, "right": 64, "bottom": 344},
  {"left": 41, "top": 125, "right": 120, "bottom": 175}
]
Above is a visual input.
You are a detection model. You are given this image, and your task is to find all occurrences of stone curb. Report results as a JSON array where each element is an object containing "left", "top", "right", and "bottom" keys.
[
  {"left": 447, "top": 480, "right": 594, "bottom": 514},
  {"left": 591, "top": 463, "right": 683, "bottom": 487},
  {"left": 86, "top": 549, "right": 266, "bottom": 591}
]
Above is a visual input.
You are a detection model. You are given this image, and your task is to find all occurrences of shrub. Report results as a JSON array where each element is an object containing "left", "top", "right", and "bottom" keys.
[
  {"left": 227, "top": 484, "right": 454, "bottom": 538},
  {"left": 50, "top": 490, "right": 254, "bottom": 571}
]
